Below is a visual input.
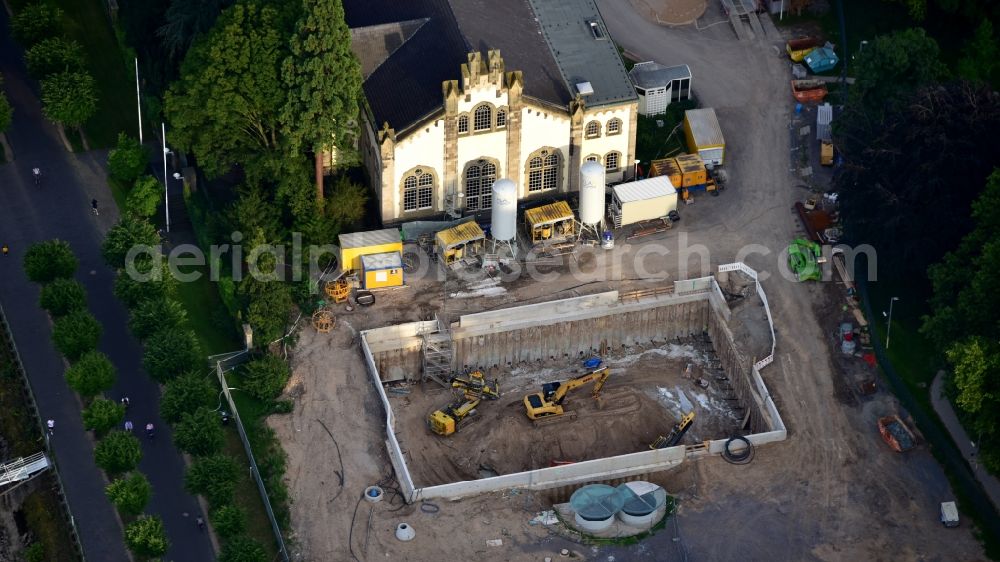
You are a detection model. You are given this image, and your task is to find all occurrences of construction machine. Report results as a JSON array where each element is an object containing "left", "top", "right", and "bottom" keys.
[
  {"left": 428, "top": 371, "right": 500, "bottom": 436},
  {"left": 649, "top": 411, "right": 695, "bottom": 449},
  {"left": 523, "top": 367, "right": 610, "bottom": 421}
]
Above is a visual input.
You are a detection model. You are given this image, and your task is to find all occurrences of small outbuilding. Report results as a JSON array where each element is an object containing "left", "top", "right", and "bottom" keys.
[
  {"left": 524, "top": 201, "right": 576, "bottom": 244},
  {"left": 610, "top": 177, "right": 678, "bottom": 228},
  {"left": 360, "top": 252, "right": 404, "bottom": 289},
  {"left": 339, "top": 228, "right": 403, "bottom": 273},
  {"left": 435, "top": 221, "right": 485, "bottom": 265},
  {"left": 628, "top": 61, "right": 692, "bottom": 116}
]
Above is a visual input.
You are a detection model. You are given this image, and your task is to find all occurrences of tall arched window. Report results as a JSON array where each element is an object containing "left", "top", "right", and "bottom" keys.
[
  {"left": 526, "top": 148, "right": 561, "bottom": 192},
  {"left": 606, "top": 118, "right": 622, "bottom": 135},
  {"left": 604, "top": 151, "right": 621, "bottom": 173},
  {"left": 473, "top": 104, "right": 492, "bottom": 131},
  {"left": 402, "top": 168, "right": 435, "bottom": 212},
  {"left": 585, "top": 121, "right": 601, "bottom": 139},
  {"left": 457, "top": 115, "right": 469, "bottom": 134},
  {"left": 496, "top": 108, "right": 507, "bottom": 128},
  {"left": 463, "top": 159, "right": 498, "bottom": 211}
]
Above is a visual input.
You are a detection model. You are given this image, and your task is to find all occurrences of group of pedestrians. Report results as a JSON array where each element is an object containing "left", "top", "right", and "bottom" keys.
[{"left": 46, "top": 396, "right": 154, "bottom": 439}]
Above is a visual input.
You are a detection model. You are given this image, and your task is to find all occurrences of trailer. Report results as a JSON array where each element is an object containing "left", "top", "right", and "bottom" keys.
[
  {"left": 609, "top": 177, "right": 678, "bottom": 229},
  {"left": 683, "top": 108, "right": 725, "bottom": 168}
]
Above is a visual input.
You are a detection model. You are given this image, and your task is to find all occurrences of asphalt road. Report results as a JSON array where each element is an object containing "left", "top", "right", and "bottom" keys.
[{"left": 0, "top": 10, "right": 213, "bottom": 562}]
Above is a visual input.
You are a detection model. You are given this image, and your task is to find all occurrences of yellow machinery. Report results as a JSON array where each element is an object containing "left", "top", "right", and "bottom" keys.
[
  {"left": 523, "top": 367, "right": 610, "bottom": 421},
  {"left": 821, "top": 141, "right": 834, "bottom": 166},
  {"left": 325, "top": 279, "right": 352, "bottom": 303},
  {"left": 435, "top": 221, "right": 485, "bottom": 265},
  {"left": 525, "top": 201, "right": 576, "bottom": 244},
  {"left": 650, "top": 411, "right": 695, "bottom": 449},
  {"left": 428, "top": 371, "right": 500, "bottom": 436}
]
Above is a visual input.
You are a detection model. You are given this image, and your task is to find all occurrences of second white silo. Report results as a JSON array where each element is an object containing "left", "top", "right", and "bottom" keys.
[
  {"left": 578, "top": 161, "right": 606, "bottom": 239},
  {"left": 489, "top": 179, "right": 518, "bottom": 259}
]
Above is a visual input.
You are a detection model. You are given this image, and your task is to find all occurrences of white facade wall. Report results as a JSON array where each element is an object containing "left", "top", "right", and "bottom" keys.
[
  {"left": 392, "top": 117, "right": 446, "bottom": 213},
  {"left": 519, "top": 103, "right": 571, "bottom": 198},
  {"left": 581, "top": 105, "right": 633, "bottom": 184}
]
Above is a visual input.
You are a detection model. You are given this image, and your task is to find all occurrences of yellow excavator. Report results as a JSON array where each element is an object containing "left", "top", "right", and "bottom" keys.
[
  {"left": 428, "top": 371, "right": 500, "bottom": 436},
  {"left": 649, "top": 411, "right": 695, "bottom": 449},
  {"left": 523, "top": 367, "right": 610, "bottom": 421}
]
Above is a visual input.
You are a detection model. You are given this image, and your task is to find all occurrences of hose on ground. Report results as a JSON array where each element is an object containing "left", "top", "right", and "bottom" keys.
[{"left": 722, "top": 435, "right": 755, "bottom": 465}]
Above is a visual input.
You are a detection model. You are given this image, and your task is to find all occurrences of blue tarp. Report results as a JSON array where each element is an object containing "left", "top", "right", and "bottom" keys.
[{"left": 805, "top": 47, "right": 839, "bottom": 73}]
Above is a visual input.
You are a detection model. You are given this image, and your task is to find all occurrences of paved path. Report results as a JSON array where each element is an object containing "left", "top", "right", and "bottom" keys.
[
  {"left": 0, "top": 10, "right": 213, "bottom": 562},
  {"left": 930, "top": 371, "right": 1000, "bottom": 511}
]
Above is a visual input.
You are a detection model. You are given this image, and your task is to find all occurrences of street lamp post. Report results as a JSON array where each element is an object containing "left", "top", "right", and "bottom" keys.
[
  {"left": 885, "top": 296, "right": 899, "bottom": 349},
  {"left": 134, "top": 58, "right": 142, "bottom": 144},
  {"left": 161, "top": 122, "right": 171, "bottom": 233}
]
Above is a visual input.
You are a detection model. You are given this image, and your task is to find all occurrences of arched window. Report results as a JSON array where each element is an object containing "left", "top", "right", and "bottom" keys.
[
  {"left": 402, "top": 168, "right": 435, "bottom": 212},
  {"left": 473, "top": 104, "right": 492, "bottom": 131},
  {"left": 526, "top": 148, "right": 561, "bottom": 192},
  {"left": 463, "top": 159, "right": 498, "bottom": 211},
  {"left": 585, "top": 120, "right": 601, "bottom": 139},
  {"left": 585, "top": 154, "right": 600, "bottom": 163},
  {"left": 604, "top": 151, "right": 621, "bottom": 173},
  {"left": 457, "top": 115, "right": 469, "bottom": 134},
  {"left": 607, "top": 118, "right": 622, "bottom": 135},
  {"left": 496, "top": 108, "right": 507, "bottom": 128}
]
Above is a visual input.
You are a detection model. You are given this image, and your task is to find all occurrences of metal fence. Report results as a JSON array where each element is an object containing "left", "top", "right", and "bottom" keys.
[
  {"left": 0, "top": 303, "right": 85, "bottom": 561},
  {"left": 212, "top": 355, "right": 289, "bottom": 561}
]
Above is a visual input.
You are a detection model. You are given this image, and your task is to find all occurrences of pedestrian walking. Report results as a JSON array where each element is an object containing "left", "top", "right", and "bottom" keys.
[
  {"left": 145, "top": 422, "right": 155, "bottom": 440},
  {"left": 46, "top": 419, "right": 55, "bottom": 436},
  {"left": 124, "top": 420, "right": 134, "bottom": 432},
  {"left": 91, "top": 199, "right": 99, "bottom": 215},
  {"left": 196, "top": 517, "right": 205, "bottom": 532},
  {"left": 32, "top": 167, "right": 41, "bottom": 187},
  {"left": 121, "top": 395, "right": 130, "bottom": 411},
  {"left": 2, "top": 244, "right": 8, "bottom": 257}
]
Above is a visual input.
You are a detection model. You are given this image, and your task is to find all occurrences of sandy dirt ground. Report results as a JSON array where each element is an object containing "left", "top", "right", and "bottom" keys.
[
  {"left": 270, "top": 2, "right": 987, "bottom": 560},
  {"left": 391, "top": 337, "right": 742, "bottom": 487}
]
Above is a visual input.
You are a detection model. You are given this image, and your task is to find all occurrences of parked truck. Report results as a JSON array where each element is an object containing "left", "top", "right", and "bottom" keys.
[{"left": 683, "top": 108, "right": 725, "bottom": 169}]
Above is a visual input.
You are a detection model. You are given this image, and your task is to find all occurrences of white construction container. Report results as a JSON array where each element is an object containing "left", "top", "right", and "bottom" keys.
[
  {"left": 940, "top": 501, "right": 959, "bottom": 528},
  {"left": 490, "top": 179, "right": 517, "bottom": 242},
  {"left": 610, "top": 177, "right": 677, "bottom": 228},
  {"left": 578, "top": 161, "right": 606, "bottom": 227}
]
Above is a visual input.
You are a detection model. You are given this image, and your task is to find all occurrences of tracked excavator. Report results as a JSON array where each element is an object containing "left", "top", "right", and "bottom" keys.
[
  {"left": 428, "top": 371, "right": 500, "bottom": 436},
  {"left": 523, "top": 367, "right": 610, "bottom": 422},
  {"left": 649, "top": 411, "right": 695, "bottom": 449}
]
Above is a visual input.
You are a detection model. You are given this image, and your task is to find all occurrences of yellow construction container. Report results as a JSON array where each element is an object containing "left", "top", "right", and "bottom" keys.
[
  {"left": 648, "top": 158, "right": 682, "bottom": 188},
  {"left": 524, "top": 201, "right": 576, "bottom": 243},
  {"left": 338, "top": 228, "right": 402, "bottom": 273},
  {"left": 683, "top": 108, "right": 725, "bottom": 168},
  {"left": 675, "top": 154, "right": 707, "bottom": 187},
  {"left": 360, "top": 252, "right": 404, "bottom": 289},
  {"left": 435, "top": 221, "right": 485, "bottom": 264}
]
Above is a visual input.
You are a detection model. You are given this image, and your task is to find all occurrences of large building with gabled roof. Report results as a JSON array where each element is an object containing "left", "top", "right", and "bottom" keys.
[{"left": 345, "top": 0, "right": 638, "bottom": 224}]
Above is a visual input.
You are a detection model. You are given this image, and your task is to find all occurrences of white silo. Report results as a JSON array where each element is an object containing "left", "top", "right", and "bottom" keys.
[
  {"left": 489, "top": 179, "right": 518, "bottom": 260},
  {"left": 578, "top": 161, "right": 606, "bottom": 240}
]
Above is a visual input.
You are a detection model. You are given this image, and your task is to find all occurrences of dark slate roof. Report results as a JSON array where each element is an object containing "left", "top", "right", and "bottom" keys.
[
  {"left": 344, "top": 0, "right": 635, "bottom": 131},
  {"left": 628, "top": 62, "right": 692, "bottom": 90}
]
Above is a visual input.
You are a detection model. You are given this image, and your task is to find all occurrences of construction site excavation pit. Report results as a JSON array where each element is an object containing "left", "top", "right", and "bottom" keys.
[{"left": 361, "top": 263, "right": 787, "bottom": 502}]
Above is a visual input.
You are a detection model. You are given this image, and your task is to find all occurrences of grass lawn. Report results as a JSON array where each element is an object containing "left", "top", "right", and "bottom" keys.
[
  {"left": 223, "top": 427, "right": 280, "bottom": 560},
  {"left": 174, "top": 274, "right": 240, "bottom": 357}
]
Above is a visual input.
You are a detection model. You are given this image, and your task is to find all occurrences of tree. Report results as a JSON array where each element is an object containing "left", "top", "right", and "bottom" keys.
[
  {"left": 219, "top": 536, "right": 267, "bottom": 562},
  {"left": 102, "top": 216, "right": 160, "bottom": 269},
  {"left": 174, "top": 407, "right": 224, "bottom": 456},
  {"left": 164, "top": 3, "right": 289, "bottom": 180},
  {"left": 114, "top": 257, "right": 175, "bottom": 308},
  {"left": 0, "top": 74, "right": 12, "bottom": 133},
  {"left": 281, "top": 0, "right": 363, "bottom": 202},
  {"left": 160, "top": 370, "right": 217, "bottom": 423},
  {"left": 242, "top": 354, "right": 290, "bottom": 401},
  {"left": 82, "top": 398, "right": 125, "bottom": 436},
  {"left": 847, "top": 29, "right": 947, "bottom": 118},
  {"left": 128, "top": 296, "right": 187, "bottom": 341},
  {"left": 23, "top": 239, "right": 77, "bottom": 283},
  {"left": 94, "top": 430, "right": 142, "bottom": 474},
  {"left": 228, "top": 184, "right": 283, "bottom": 242},
  {"left": 239, "top": 275, "right": 293, "bottom": 347},
  {"left": 105, "top": 472, "right": 152, "bottom": 517},
  {"left": 957, "top": 20, "right": 999, "bottom": 85},
  {"left": 124, "top": 515, "right": 169, "bottom": 558},
  {"left": 125, "top": 176, "right": 162, "bottom": 219},
  {"left": 946, "top": 338, "right": 1000, "bottom": 472},
  {"left": 157, "top": 0, "right": 234, "bottom": 58},
  {"left": 65, "top": 351, "right": 116, "bottom": 398},
  {"left": 185, "top": 454, "right": 240, "bottom": 506},
  {"left": 40, "top": 70, "right": 98, "bottom": 128},
  {"left": 11, "top": 3, "right": 63, "bottom": 46},
  {"left": 326, "top": 175, "right": 368, "bottom": 227},
  {"left": 39, "top": 277, "right": 87, "bottom": 317},
  {"left": 107, "top": 133, "right": 149, "bottom": 184},
  {"left": 24, "top": 36, "right": 85, "bottom": 78},
  {"left": 210, "top": 504, "right": 246, "bottom": 539},
  {"left": 52, "top": 309, "right": 102, "bottom": 361},
  {"left": 143, "top": 326, "right": 202, "bottom": 382}
]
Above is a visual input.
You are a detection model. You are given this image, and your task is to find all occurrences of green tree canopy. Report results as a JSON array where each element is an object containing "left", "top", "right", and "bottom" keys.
[
  {"left": 165, "top": 3, "right": 289, "bottom": 180},
  {"left": 106, "top": 472, "right": 152, "bottom": 517},
  {"left": 326, "top": 175, "right": 368, "bottom": 228},
  {"left": 11, "top": 3, "right": 63, "bottom": 46},
  {"left": 102, "top": 217, "right": 160, "bottom": 269},
  {"left": 239, "top": 274, "right": 293, "bottom": 347},
  {"left": 0, "top": 75, "right": 11, "bottom": 133},
  {"left": 280, "top": 0, "right": 363, "bottom": 201},
  {"left": 66, "top": 351, "right": 116, "bottom": 398},
  {"left": 113, "top": 257, "right": 175, "bottom": 308},
  {"left": 128, "top": 296, "right": 188, "bottom": 341},
  {"left": 957, "top": 20, "right": 999, "bottom": 86},
  {"left": 24, "top": 36, "right": 85, "bottom": 78},
  {"left": 52, "top": 309, "right": 102, "bottom": 361},
  {"left": 242, "top": 354, "right": 290, "bottom": 401},
  {"left": 94, "top": 430, "right": 142, "bottom": 474},
  {"left": 848, "top": 29, "right": 947, "bottom": 118},
  {"left": 125, "top": 176, "right": 162, "bottom": 219},
  {"left": 82, "top": 397, "right": 125, "bottom": 436},
  {"left": 174, "top": 406, "right": 224, "bottom": 456},
  {"left": 39, "top": 277, "right": 87, "bottom": 317},
  {"left": 185, "top": 454, "right": 239, "bottom": 506},
  {"left": 124, "top": 515, "right": 169, "bottom": 558},
  {"left": 157, "top": 0, "right": 234, "bottom": 58},
  {"left": 219, "top": 536, "right": 267, "bottom": 562},
  {"left": 23, "top": 239, "right": 77, "bottom": 283},
  {"left": 210, "top": 504, "right": 246, "bottom": 539},
  {"left": 107, "top": 133, "right": 149, "bottom": 184},
  {"left": 160, "top": 370, "right": 217, "bottom": 423},
  {"left": 143, "top": 326, "right": 202, "bottom": 382},
  {"left": 40, "top": 70, "right": 98, "bottom": 128}
]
